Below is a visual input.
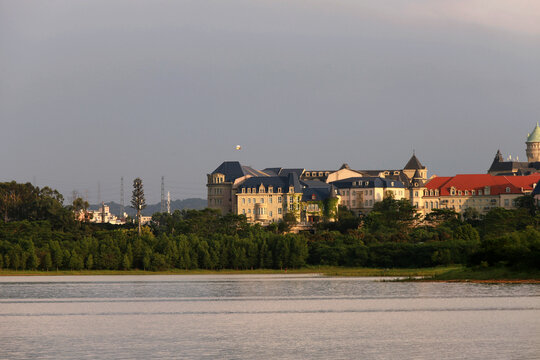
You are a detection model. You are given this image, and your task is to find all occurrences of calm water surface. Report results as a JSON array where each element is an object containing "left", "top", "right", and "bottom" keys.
[{"left": 0, "top": 275, "right": 538, "bottom": 359}]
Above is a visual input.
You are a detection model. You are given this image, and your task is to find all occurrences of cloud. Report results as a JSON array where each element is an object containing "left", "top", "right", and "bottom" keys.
[{"left": 403, "top": 0, "right": 540, "bottom": 36}]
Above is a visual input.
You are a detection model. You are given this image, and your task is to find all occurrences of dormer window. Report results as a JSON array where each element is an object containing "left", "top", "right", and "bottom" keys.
[
  {"left": 325, "top": 172, "right": 330, "bottom": 176},
  {"left": 269, "top": 187, "right": 273, "bottom": 193},
  {"left": 450, "top": 188, "right": 456, "bottom": 195},
  {"left": 289, "top": 186, "right": 294, "bottom": 193},
  {"left": 506, "top": 187, "right": 511, "bottom": 193},
  {"left": 305, "top": 172, "right": 310, "bottom": 177},
  {"left": 242, "top": 188, "right": 245, "bottom": 193},
  {"left": 478, "top": 190, "right": 482, "bottom": 195},
  {"left": 458, "top": 191, "right": 462, "bottom": 195},
  {"left": 277, "top": 187, "right": 282, "bottom": 193},
  {"left": 391, "top": 182, "right": 394, "bottom": 186},
  {"left": 318, "top": 172, "right": 323, "bottom": 177},
  {"left": 247, "top": 188, "right": 251, "bottom": 194},
  {"left": 464, "top": 190, "right": 468, "bottom": 195},
  {"left": 394, "top": 171, "right": 399, "bottom": 175}
]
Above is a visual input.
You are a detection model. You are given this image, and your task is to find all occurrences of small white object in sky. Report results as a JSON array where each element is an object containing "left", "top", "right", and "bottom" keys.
[{"left": 235, "top": 145, "right": 242, "bottom": 150}]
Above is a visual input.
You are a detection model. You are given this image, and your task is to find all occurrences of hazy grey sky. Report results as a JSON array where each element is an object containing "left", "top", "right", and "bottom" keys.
[{"left": 1, "top": 0, "right": 539, "bottom": 203}]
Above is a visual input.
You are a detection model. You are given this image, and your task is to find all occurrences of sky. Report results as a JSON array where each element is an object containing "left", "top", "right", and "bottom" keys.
[{"left": 1, "top": 0, "right": 539, "bottom": 204}]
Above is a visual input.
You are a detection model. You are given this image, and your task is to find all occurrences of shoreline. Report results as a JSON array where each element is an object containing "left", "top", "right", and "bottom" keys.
[{"left": 1, "top": 266, "right": 538, "bottom": 283}]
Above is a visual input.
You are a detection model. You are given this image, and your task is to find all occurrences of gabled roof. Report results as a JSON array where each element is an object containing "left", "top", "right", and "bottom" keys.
[
  {"left": 404, "top": 154, "right": 425, "bottom": 170},
  {"left": 302, "top": 187, "right": 332, "bottom": 202},
  {"left": 237, "top": 172, "right": 303, "bottom": 193},
  {"left": 212, "top": 161, "right": 268, "bottom": 182},
  {"left": 262, "top": 167, "right": 304, "bottom": 177},
  {"left": 527, "top": 122, "right": 540, "bottom": 142},
  {"left": 330, "top": 177, "right": 405, "bottom": 189},
  {"left": 426, "top": 174, "right": 540, "bottom": 196}
]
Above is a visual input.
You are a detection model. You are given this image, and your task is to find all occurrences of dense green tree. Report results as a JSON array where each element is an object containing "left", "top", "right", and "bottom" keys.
[{"left": 131, "top": 178, "right": 146, "bottom": 236}]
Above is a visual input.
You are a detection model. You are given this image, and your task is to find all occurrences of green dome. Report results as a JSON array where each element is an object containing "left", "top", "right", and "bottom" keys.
[{"left": 526, "top": 122, "right": 540, "bottom": 142}]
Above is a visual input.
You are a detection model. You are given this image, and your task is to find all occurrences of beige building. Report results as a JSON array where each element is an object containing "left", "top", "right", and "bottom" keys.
[
  {"left": 421, "top": 173, "right": 540, "bottom": 216},
  {"left": 330, "top": 177, "right": 407, "bottom": 214}
]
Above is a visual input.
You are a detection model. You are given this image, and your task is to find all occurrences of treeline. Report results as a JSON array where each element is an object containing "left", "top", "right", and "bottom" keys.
[{"left": 0, "top": 181, "right": 539, "bottom": 271}]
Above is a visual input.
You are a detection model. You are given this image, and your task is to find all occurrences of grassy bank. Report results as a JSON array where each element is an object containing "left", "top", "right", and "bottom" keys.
[
  {"left": 0, "top": 266, "right": 460, "bottom": 277},
  {"left": 429, "top": 266, "right": 540, "bottom": 283},
  {"left": 2, "top": 266, "right": 538, "bottom": 282}
]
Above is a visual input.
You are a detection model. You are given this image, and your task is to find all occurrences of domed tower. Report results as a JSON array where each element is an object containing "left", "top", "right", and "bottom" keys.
[{"left": 526, "top": 123, "right": 540, "bottom": 163}]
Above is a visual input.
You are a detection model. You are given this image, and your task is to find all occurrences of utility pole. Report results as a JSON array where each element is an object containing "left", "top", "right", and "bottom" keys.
[
  {"left": 161, "top": 176, "right": 165, "bottom": 213},
  {"left": 167, "top": 191, "right": 171, "bottom": 214}
]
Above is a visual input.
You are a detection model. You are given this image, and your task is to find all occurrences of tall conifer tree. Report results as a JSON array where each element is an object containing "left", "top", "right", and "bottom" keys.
[{"left": 131, "top": 178, "right": 146, "bottom": 236}]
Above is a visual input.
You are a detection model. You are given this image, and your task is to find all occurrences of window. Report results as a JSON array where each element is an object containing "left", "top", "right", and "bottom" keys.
[
  {"left": 506, "top": 187, "right": 511, "bottom": 193},
  {"left": 504, "top": 199, "right": 509, "bottom": 206},
  {"left": 242, "top": 198, "right": 245, "bottom": 204},
  {"left": 248, "top": 198, "right": 251, "bottom": 204},
  {"left": 242, "top": 209, "right": 245, "bottom": 214},
  {"left": 458, "top": 191, "right": 462, "bottom": 195},
  {"left": 414, "top": 191, "right": 419, "bottom": 197},
  {"left": 478, "top": 190, "right": 482, "bottom": 195},
  {"left": 278, "top": 196, "right": 282, "bottom": 203},
  {"left": 464, "top": 190, "right": 468, "bottom": 195},
  {"left": 242, "top": 188, "right": 245, "bottom": 193},
  {"left": 247, "top": 188, "right": 251, "bottom": 194},
  {"left": 253, "top": 198, "right": 256, "bottom": 203},
  {"left": 278, "top": 208, "right": 282, "bottom": 214},
  {"left": 270, "top": 211, "right": 273, "bottom": 217},
  {"left": 248, "top": 209, "right": 251, "bottom": 214},
  {"left": 305, "top": 172, "right": 310, "bottom": 177},
  {"left": 269, "top": 196, "right": 272, "bottom": 204},
  {"left": 261, "top": 198, "right": 264, "bottom": 204},
  {"left": 277, "top": 187, "right": 282, "bottom": 193},
  {"left": 269, "top": 187, "right": 273, "bottom": 193},
  {"left": 365, "top": 200, "right": 369, "bottom": 206},
  {"left": 472, "top": 190, "right": 475, "bottom": 195}
]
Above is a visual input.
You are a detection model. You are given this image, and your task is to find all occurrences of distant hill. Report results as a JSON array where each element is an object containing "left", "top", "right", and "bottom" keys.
[{"left": 89, "top": 198, "right": 207, "bottom": 217}]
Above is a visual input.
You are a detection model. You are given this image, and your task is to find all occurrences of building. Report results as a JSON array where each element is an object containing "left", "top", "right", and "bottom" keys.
[
  {"left": 207, "top": 153, "right": 429, "bottom": 224},
  {"left": 82, "top": 204, "right": 126, "bottom": 225},
  {"left": 532, "top": 180, "right": 540, "bottom": 206},
  {"left": 488, "top": 123, "right": 540, "bottom": 175},
  {"left": 421, "top": 174, "right": 540, "bottom": 216},
  {"left": 330, "top": 177, "right": 406, "bottom": 214},
  {"left": 207, "top": 161, "right": 269, "bottom": 215}
]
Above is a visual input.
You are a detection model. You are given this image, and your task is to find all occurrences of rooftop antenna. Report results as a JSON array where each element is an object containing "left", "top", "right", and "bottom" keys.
[
  {"left": 161, "top": 176, "right": 165, "bottom": 213},
  {"left": 167, "top": 191, "right": 171, "bottom": 214}
]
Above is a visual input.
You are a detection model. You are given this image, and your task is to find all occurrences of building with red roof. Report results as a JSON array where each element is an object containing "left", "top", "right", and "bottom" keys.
[{"left": 421, "top": 173, "right": 540, "bottom": 215}]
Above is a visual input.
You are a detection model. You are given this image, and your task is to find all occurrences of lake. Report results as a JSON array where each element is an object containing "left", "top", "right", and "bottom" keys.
[{"left": 0, "top": 275, "right": 538, "bottom": 359}]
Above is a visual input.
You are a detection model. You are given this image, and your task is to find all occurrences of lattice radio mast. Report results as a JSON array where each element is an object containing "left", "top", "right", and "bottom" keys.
[{"left": 161, "top": 176, "right": 165, "bottom": 213}]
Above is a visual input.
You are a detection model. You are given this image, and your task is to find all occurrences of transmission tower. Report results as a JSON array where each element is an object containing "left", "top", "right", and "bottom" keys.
[
  {"left": 161, "top": 176, "right": 165, "bottom": 213},
  {"left": 167, "top": 191, "right": 171, "bottom": 214},
  {"left": 120, "top": 177, "right": 124, "bottom": 218}
]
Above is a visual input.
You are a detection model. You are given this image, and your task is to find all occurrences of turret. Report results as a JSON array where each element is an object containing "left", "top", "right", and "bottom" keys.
[{"left": 526, "top": 122, "right": 540, "bottom": 162}]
